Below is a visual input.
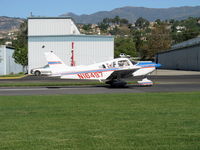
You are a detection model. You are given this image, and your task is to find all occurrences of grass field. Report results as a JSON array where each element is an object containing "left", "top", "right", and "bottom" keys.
[
  {"left": 0, "top": 92, "right": 199, "bottom": 150},
  {"left": 0, "top": 73, "right": 26, "bottom": 79}
]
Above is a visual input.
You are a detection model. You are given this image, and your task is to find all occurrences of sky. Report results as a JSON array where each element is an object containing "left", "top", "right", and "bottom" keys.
[{"left": 0, "top": 0, "right": 200, "bottom": 18}]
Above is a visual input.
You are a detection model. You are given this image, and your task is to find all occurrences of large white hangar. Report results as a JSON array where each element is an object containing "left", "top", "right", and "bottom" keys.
[
  {"left": 28, "top": 17, "right": 114, "bottom": 73},
  {"left": 156, "top": 37, "right": 200, "bottom": 71}
]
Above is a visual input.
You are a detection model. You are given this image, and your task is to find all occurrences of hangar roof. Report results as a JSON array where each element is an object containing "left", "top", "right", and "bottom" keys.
[
  {"left": 172, "top": 37, "right": 200, "bottom": 49},
  {"left": 28, "top": 16, "right": 73, "bottom": 20},
  {"left": 157, "top": 36, "right": 200, "bottom": 55}
]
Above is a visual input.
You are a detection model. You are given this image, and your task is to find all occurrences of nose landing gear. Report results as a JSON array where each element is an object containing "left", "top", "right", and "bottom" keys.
[{"left": 137, "top": 78, "right": 153, "bottom": 86}]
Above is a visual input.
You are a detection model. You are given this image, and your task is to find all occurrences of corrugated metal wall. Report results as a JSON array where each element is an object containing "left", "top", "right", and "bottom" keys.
[
  {"left": 0, "top": 46, "right": 5, "bottom": 75},
  {"left": 6, "top": 47, "right": 24, "bottom": 74},
  {"left": 157, "top": 44, "right": 200, "bottom": 71},
  {"left": 0, "top": 45, "right": 23, "bottom": 75},
  {"left": 28, "top": 35, "right": 114, "bottom": 72}
]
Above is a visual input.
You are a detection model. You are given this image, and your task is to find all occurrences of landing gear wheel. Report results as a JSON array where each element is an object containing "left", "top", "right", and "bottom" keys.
[
  {"left": 34, "top": 71, "right": 41, "bottom": 76},
  {"left": 106, "top": 80, "right": 127, "bottom": 88}
]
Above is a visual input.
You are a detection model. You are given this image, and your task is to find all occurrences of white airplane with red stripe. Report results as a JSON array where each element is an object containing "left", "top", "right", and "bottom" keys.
[{"left": 44, "top": 52, "right": 161, "bottom": 87}]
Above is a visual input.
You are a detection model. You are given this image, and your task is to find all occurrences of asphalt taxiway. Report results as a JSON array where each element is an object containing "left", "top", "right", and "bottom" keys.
[
  {"left": 0, "top": 74, "right": 200, "bottom": 95},
  {"left": 0, "top": 83, "right": 200, "bottom": 95}
]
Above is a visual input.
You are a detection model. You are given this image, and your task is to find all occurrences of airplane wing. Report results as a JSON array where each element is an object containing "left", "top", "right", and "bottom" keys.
[{"left": 106, "top": 68, "right": 139, "bottom": 80}]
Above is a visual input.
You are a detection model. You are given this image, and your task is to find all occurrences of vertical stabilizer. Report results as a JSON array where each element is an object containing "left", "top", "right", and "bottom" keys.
[{"left": 44, "top": 52, "right": 69, "bottom": 75}]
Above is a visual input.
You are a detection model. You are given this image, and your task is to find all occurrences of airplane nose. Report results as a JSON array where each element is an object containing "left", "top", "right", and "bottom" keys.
[{"left": 155, "top": 63, "right": 161, "bottom": 68}]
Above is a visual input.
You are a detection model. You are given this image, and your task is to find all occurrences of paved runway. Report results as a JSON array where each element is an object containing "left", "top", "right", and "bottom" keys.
[
  {"left": 0, "top": 75, "right": 200, "bottom": 95},
  {"left": 0, "top": 84, "right": 200, "bottom": 95}
]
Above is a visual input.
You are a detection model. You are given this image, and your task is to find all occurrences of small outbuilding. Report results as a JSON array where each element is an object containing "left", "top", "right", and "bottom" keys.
[
  {"left": 156, "top": 37, "right": 200, "bottom": 71},
  {"left": 0, "top": 45, "right": 23, "bottom": 75}
]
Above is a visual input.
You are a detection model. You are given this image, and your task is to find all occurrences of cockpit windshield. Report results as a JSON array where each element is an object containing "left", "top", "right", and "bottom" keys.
[
  {"left": 131, "top": 61, "right": 137, "bottom": 65},
  {"left": 118, "top": 60, "right": 130, "bottom": 67},
  {"left": 99, "top": 59, "right": 135, "bottom": 69}
]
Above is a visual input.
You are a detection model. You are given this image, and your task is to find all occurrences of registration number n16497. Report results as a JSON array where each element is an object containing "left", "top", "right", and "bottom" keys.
[{"left": 77, "top": 72, "right": 103, "bottom": 79}]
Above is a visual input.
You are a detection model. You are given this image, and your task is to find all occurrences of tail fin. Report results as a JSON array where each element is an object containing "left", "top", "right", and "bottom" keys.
[{"left": 44, "top": 52, "right": 69, "bottom": 75}]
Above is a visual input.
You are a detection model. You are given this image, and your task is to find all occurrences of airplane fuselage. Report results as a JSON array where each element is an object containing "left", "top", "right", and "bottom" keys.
[{"left": 44, "top": 52, "right": 161, "bottom": 86}]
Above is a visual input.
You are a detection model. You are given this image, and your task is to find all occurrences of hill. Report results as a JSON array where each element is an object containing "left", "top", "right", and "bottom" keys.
[
  {"left": 0, "top": 16, "right": 24, "bottom": 39},
  {"left": 0, "top": 16, "right": 24, "bottom": 31},
  {"left": 1, "top": 6, "right": 200, "bottom": 38},
  {"left": 61, "top": 6, "right": 200, "bottom": 24}
]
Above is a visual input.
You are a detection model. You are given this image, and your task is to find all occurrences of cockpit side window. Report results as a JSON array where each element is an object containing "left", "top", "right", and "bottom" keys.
[
  {"left": 118, "top": 60, "right": 130, "bottom": 67},
  {"left": 112, "top": 61, "right": 116, "bottom": 67}
]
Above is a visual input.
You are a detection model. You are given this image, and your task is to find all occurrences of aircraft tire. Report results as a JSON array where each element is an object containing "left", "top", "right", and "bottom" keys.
[
  {"left": 110, "top": 80, "right": 127, "bottom": 88},
  {"left": 34, "top": 71, "right": 41, "bottom": 76}
]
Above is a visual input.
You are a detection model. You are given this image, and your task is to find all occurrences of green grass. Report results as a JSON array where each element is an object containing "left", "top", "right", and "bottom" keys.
[
  {"left": 0, "top": 92, "right": 200, "bottom": 150},
  {"left": 0, "top": 73, "right": 25, "bottom": 77}
]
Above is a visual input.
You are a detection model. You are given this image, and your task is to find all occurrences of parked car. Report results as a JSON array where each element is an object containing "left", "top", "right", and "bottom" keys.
[{"left": 30, "top": 65, "right": 52, "bottom": 76}]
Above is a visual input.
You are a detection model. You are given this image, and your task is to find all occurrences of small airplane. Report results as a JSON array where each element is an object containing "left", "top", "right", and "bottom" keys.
[{"left": 44, "top": 52, "right": 161, "bottom": 87}]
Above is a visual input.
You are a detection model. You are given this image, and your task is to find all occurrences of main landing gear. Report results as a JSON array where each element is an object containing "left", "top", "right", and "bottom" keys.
[
  {"left": 106, "top": 77, "right": 153, "bottom": 88},
  {"left": 106, "top": 79, "right": 127, "bottom": 88}
]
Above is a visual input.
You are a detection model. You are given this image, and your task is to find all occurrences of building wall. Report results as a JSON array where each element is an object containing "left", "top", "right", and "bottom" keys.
[
  {"left": 28, "top": 35, "right": 114, "bottom": 72},
  {"left": 0, "top": 45, "right": 23, "bottom": 75},
  {"left": 0, "top": 46, "right": 5, "bottom": 75},
  {"left": 157, "top": 44, "right": 200, "bottom": 71},
  {"left": 28, "top": 17, "right": 80, "bottom": 36},
  {"left": 6, "top": 47, "right": 24, "bottom": 74}
]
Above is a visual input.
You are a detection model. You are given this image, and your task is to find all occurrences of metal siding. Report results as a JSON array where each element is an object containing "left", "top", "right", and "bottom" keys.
[
  {"left": 6, "top": 48, "right": 23, "bottom": 74},
  {"left": 28, "top": 36, "right": 114, "bottom": 73},
  {"left": 158, "top": 44, "right": 200, "bottom": 71},
  {"left": 0, "top": 46, "right": 23, "bottom": 75},
  {"left": 6, "top": 48, "right": 10, "bottom": 74},
  {"left": 28, "top": 19, "right": 80, "bottom": 36},
  {"left": 29, "top": 38, "right": 71, "bottom": 70},
  {"left": 0, "top": 46, "right": 5, "bottom": 75}
]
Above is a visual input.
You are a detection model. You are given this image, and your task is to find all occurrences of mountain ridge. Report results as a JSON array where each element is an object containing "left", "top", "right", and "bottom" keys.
[
  {"left": 0, "top": 16, "right": 24, "bottom": 31},
  {"left": 1, "top": 5, "right": 200, "bottom": 38},
  {"left": 61, "top": 6, "right": 200, "bottom": 24}
]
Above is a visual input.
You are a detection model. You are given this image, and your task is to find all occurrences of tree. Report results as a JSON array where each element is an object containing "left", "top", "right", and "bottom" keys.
[
  {"left": 120, "top": 18, "right": 129, "bottom": 25},
  {"left": 114, "top": 37, "right": 137, "bottom": 58},
  {"left": 109, "top": 26, "right": 120, "bottom": 35},
  {"left": 146, "top": 23, "right": 172, "bottom": 59},
  {"left": 113, "top": 16, "right": 120, "bottom": 25},
  {"left": 0, "top": 39, "right": 7, "bottom": 45},
  {"left": 102, "top": 18, "right": 111, "bottom": 24},
  {"left": 12, "top": 20, "right": 28, "bottom": 70},
  {"left": 155, "top": 19, "right": 161, "bottom": 25},
  {"left": 98, "top": 22, "right": 109, "bottom": 32},
  {"left": 131, "top": 28, "right": 151, "bottom": 59},
  {"left": 135, "top": 17, "right": 150, "bottom": 29},
  {"left": 171, "top": 17, "right": 200, "bottom": 44},
  {"left": 82, "top": 24, "right": 91, "bottom": 31}
]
